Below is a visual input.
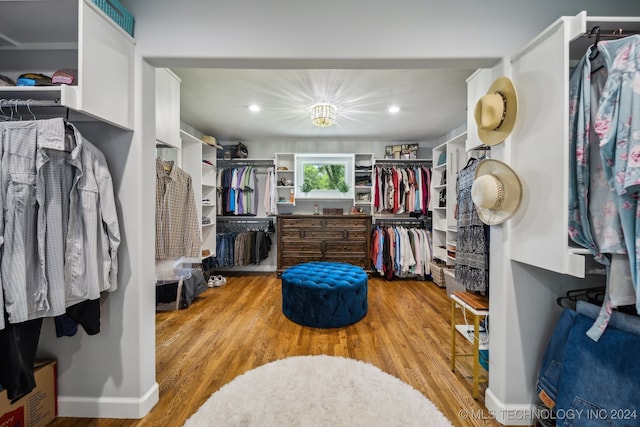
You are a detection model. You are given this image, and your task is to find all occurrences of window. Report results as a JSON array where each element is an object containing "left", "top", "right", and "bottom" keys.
[{"left": 294, "top": 154, "right": 354, "bottom": 200}]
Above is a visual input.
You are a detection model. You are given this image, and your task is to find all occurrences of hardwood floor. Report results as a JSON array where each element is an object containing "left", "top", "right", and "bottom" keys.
[{"left": 50, "top": 274, "right": 501, "bottom": 427}]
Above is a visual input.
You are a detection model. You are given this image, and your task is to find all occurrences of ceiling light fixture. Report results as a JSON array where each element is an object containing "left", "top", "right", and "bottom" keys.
[
  {"left": 248, "top": 104, "right": 261, "bottom": 112},
  {"left": 388, "top": 105, "right": 400, "bottom": 114},
  {"left": 310, "top": 103, "right": 336, "bottom": 127}
]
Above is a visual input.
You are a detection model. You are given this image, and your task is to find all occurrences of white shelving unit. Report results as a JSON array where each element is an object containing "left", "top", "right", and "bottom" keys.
[
  {"left": 179, "top": 130, "right": 217, "bottom": 260},
  {"left": 354, "top": 153, "right": 374, "bottom": 213},
  {"left": 430, "top": 144, "right": 448, "bottom": 264},
  {"left": 274, "top": 153, "right": 296, "bottom": 213},
  {"left": 430, "top": 132, "right": 467, "bottom": 268},
  {"left": 0, "top": 0, "right": 135, "bottom": 130},
  {"left": 201, "top": 142, "right": 218, "bottom": 259}
]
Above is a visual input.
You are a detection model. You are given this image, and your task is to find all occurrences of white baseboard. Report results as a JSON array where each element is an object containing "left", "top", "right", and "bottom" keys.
[
  {"left": 57, "top": 382, "right": 159, "bottom": 419},
  {"left": 485, "top": 387, "right": 536, "bottom": 426}
]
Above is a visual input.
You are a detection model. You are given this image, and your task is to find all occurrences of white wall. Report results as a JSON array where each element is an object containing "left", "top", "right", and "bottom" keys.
[
  {"left": 240, "top": 139, "right": 433, "bottom": 160},
  {"left": 37, "top": 55, "right": 159, "bottom": 419}
]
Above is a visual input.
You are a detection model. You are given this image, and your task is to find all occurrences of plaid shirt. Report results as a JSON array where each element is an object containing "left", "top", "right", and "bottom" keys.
[
  {"left": 155, "top": 158, "right": 202, "bottom": 260},
  {"left": 0, "top": 119, "right": 120, "bottom": 329}
]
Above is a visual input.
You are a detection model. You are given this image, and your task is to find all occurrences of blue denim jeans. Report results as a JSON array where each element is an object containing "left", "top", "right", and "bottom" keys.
[
  {"left": 556, "top": 313, "right": 640, "bottom": 427},
  {"left": 537, "top": 308, "right": 579, "bottom": 410},
  {"left": 215, "top": 233, "right": 236, "bottom": 267}
]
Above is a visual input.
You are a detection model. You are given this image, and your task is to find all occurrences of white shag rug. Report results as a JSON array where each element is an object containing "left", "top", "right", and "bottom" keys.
[{"left": 183, "top": 355, "right": 453, "bottom": 427}]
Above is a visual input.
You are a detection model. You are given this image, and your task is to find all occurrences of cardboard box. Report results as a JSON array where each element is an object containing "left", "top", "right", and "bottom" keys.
[{"left": 0, "top": 360, "right": 57, "bottom": 427}]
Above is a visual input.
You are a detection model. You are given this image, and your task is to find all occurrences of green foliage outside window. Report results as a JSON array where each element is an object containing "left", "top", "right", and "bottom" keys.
[{"left": 301, "top": 164, "right": 350, "bottom": 193}]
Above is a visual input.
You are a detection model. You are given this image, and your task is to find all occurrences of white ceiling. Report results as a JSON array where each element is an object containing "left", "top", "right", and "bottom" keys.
[{"left": 173, "top": 67, "right": 475, "bottom": 143}]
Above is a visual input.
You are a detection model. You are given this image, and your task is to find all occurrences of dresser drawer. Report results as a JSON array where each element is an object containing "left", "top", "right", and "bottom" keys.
[
  {"left": 322, "top": 255, "right": 367, "bottom": 268},
  {"left": 282, "top": 241, "right": 323, "bottom": 253},
  {"left": 302, "top": 229, "right": 345, "bottom": 240},
  {"left": 324, "top": 241, "right": 367, "bottom": 255},
  {"left": 346, "top": 229, "right": 367, "bottom": 240},
  {"left": 281, "top": 256, "right": 318, "bottom": 268},
  {"left": 281, "top": 218, "right": 323, "bottom": 228},
  {"left": 322, "top": 218, "right": 368, "bottom": 229},
  {"left": 280, "top": 229, "right": 302, "bottom": 240}
]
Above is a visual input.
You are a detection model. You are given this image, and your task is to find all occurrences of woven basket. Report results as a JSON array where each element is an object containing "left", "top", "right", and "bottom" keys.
[
  {"left": 429, "top": 262, "right": 446, "bottom": 287},
  {"left": 92, "top": 0, "right": 135, "bottom": 36}
]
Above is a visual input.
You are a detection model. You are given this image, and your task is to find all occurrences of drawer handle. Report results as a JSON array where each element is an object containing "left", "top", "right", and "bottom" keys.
[
  {"left": 344, "top": 245, "right": 347, "bottom": 250},
  {"left": 311, "top": 232, "right": 315, "bottom": 236}
]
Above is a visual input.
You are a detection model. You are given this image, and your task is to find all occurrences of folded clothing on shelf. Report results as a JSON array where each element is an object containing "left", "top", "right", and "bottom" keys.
[{"left": 16, "top": 73, "right": 52, "bottom": 86}]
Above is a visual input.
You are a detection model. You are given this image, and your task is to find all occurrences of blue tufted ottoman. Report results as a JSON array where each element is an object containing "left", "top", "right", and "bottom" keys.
[{"left": 281, "top": 261, "right": 368, "bottom": 328}]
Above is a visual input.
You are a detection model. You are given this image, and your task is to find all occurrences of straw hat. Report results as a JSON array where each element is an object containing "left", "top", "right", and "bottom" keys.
[
  {"left": 474, "top": 77, "right": 518, "bottom": 146},
  {"left": 471, "top": 159, "right": 522, "bottom": 225},
  {"left": 201, "top": 135, "right": 223, "bottom": 149}
]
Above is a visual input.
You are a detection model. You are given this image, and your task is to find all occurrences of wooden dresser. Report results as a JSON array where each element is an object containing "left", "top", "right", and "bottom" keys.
[{"left": 276, "top": 214, "right": 372, "bottom": 275}]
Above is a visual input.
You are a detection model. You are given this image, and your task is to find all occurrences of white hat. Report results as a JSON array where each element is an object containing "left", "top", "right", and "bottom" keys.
[
  {"left": 474, "top": 77, "right": 518, "bottom": 146},
  {"left": 471, "top": 159, "right": 522, "bottom": 225}
]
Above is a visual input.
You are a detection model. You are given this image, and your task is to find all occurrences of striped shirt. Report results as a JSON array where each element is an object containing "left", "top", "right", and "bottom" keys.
[{"left": 0, "top": 119, "right": 120, "bottom": 329}]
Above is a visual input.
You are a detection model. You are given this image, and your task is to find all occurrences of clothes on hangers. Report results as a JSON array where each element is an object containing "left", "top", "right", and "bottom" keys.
[
  {"left": 373, "top": 165, "right": 431, "bottom": 215},
  {"left": 263, "top": 166, "right": 277, "bottom": 215},
  {"left": 156, "top": 157, "right": 202, "bottom": 260},
  {"left": 1, "top": 118, "right": 120, "bottom": 325},
  {"left": 216, "top": 166, "right": 260, "bottom": 216},
  {"left": 0, "top": 118, "right": 121, "bottom": 398},
  {"left": 370, "top": 224, "right": 432, "bottom": 279},
  {"left": 568, "top": 34, "right": 640, "bottom": 340},
  {"left": 214, "top": 230, "right": 272, "bottom": 267}
]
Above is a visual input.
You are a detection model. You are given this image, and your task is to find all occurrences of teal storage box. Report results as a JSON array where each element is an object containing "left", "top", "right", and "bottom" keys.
[{"left": 92, "top": 0, "right": 135, "bottom": 36}]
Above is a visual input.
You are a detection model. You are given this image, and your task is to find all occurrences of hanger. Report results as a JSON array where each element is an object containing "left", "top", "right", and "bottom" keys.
[
  {"left": 462, "top": 157, "right": 477, "bottom": 170},
  {"left": 556, "top": 285, "right": 605, "bottom": 309},
  {"left": 24, "top": 99, "right": 36, "bottom": 120},
  {"left": 588, "top": 26, "right": 601, "bottom": 60},
  {"left": 11, "top": 100, "right": 22, "bottom": 121},
  {"left": 0, "top": 99, "right": 12, "bottom": 121}
]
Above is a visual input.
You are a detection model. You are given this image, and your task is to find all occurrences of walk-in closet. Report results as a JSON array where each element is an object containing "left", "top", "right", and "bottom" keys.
[{"left": 2, "top": 1, "right": 640, "bottom": 426}]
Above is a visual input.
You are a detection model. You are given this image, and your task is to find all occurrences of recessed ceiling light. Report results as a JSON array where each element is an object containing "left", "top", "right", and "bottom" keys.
[
  {"left": 388, "top": 105, "right": 400, "bottom": 114},
  {"left": 248, "top": 104, "right": 261, "bottom": 112}
]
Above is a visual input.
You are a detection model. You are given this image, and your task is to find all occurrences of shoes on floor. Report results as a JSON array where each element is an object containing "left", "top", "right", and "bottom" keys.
[{"left": 208, "top": 275, "right": 227, "bottom": 288}]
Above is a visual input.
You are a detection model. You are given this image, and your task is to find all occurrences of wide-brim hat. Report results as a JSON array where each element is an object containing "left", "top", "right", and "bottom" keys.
[
  {"left": 471, "top": 159, "right": 522, "bottom": 225},
  {"left": 201, "top": 135, "right": 223, "bottom": 149},
  {"left": 474, "top": 77, "right": 518, "bottom": 146}
]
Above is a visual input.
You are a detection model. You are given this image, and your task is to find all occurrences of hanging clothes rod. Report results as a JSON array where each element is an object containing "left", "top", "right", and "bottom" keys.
[
  {"left": 375, "top": 159, "right": 432, "bottom": 167},
  {"left": 0, "top": 99, "right": 62, "bottom": 107},
  {"left": 217, "top": 217, "right": 274, "bottom": 222},
  {"left": 585, "top": 25, "right": 639, "bottom": 41},
  {"left": 375, "top": 217, "right": 427, "bottom": 227},
  {"left": 217, "top": 159, "right": 274, "bottom": 167},
  {"left": 376, "top": 158, "right": 431, "bottom": 163}
]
